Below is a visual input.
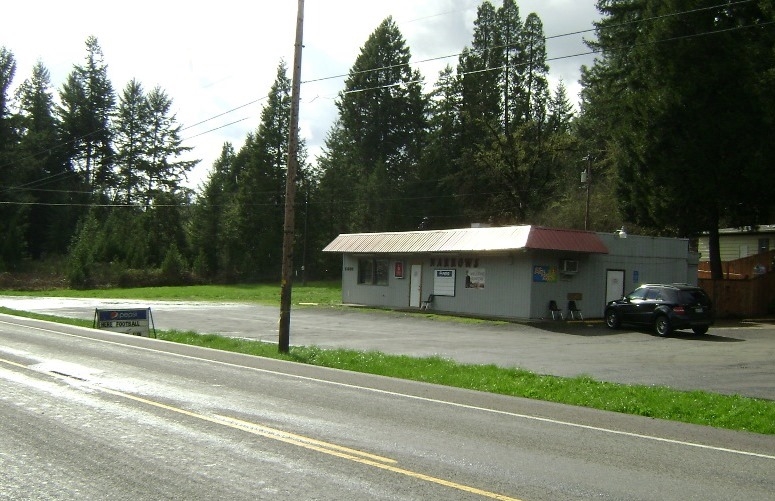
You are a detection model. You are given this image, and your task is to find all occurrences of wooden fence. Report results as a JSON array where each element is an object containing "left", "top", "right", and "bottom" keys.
[
  {"left": 699, "top": 272, "right": 775, "bottom": 318},
  {"left": 698, "top": 249, "right": 775, "bottom": 280}
]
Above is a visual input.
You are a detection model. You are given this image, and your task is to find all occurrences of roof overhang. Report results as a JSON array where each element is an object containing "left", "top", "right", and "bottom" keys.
[{"left": 322, "top": 225, "right": 608, "bottom": 255}]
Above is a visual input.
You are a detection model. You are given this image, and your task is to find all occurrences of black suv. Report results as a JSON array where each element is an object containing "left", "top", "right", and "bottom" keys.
[{"left": 604, "top": 284, "right": 714, "bottom": 336}]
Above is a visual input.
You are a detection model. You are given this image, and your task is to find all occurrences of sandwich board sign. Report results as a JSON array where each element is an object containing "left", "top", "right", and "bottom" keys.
[{"left": 94, "top": 308, "right": 156, "bottom": 338}]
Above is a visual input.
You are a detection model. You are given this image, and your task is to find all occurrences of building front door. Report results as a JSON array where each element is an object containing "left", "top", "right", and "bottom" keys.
[
  {"left": 410, "top": 264, "right": 422, "bottom": 308},
  {"left": 605, "top": 269, "right": 625, "bottom": 305}
]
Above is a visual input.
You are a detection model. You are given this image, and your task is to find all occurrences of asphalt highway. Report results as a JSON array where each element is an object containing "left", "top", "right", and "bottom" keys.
[
  {"left": 2, "top": 296, "right": 774, "bottom": 400},
  {"left": 2, "top": 315, "right": 774, "bottom": 501}
]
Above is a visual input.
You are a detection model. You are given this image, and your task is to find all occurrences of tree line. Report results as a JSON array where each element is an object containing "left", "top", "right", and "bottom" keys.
[{"left": 1, "top": 0, "right": 773, "bottom": 286}]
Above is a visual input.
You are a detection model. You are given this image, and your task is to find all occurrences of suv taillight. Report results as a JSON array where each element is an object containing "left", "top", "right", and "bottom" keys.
[{"left": 673, "top": 305, "right": 686, "bottom": 315}]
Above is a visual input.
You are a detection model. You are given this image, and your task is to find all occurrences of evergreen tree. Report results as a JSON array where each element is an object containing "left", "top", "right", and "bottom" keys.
[
  {"left": 0, "top": 47, "right": 26, "bottom": 268},
  {"left": 143, "top": 86, "right": 197, "bottom": 205},
  {"left": 189, "top": 143, "right": 237, "bottom": 277},
  {"left": 415, "top": 65, "right": 466, "bottom": 228},
  {"left": 518, "top": 12, "right": 550, "bottom": 125},
  {"left": 57, "top": 36, "right": 115, "bottom": 197},
  {"left": 456, "top": 3, "right": 559, "bottom": 223},
  {"left": 114, "top": 79, "right": 149, "bottom": 205},
  {"left": 500, "top": 0, "right": 525, "bottom": 132},
  {"left": 222, "top": 61, "right": 303, "bottom": 280},
  {"left": 547, "top": 80, "right": 574, "bottom": 134},
  {"left": 584, "top": 0, "right": 775, "bottom": 277},
  {"left": 0, "top": 47, "right": 16, "bottom": 153},
  {"left": 315, "top": 119, "right": 359, "bottom": 238},
  {"left": 14, "top": 61, "right": 80, "bottom": 257},
  {"left": 318, "top": 17, "right": 427, "bottom": 232}
]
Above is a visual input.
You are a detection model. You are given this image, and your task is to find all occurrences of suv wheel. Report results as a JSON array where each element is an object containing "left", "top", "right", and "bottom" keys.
[
  {"left": 692, "top": 326, "right": 709, "bottom": 335},
  {"left": 605, "top": 309, "right": 621, "bottom": 329},
  {"left": 655, "top": 315, "right": 672, "bottom": 337}
]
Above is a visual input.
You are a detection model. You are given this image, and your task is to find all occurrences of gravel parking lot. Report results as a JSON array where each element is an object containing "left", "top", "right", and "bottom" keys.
[{"left": 2, "top": 296, "right": 774, "bottom": 400}]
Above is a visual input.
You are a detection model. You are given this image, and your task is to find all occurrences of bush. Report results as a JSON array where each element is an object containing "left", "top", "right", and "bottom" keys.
[{"left": 161, "top": 244, "right": 189, "bottom": 284}]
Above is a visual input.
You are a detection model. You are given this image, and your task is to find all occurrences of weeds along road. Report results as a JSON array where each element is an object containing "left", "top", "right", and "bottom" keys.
[
  {"left": 1, "top": 315, "right": 774, "bottom": 501},
  {"left": 1, "top": 296, "right": 774, "bottom": 400}
]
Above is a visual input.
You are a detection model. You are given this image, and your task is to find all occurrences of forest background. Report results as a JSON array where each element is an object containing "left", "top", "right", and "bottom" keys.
[{"left": 0, "top": 0, "right": 773, "bottom": 289}]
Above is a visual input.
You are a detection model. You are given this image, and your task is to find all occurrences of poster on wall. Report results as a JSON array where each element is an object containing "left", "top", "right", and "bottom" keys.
[
  {"left": 433, "top": 269, "right": 456, "bottom": 296},
  {"left": 532, "top": 265, "right": 558, "bottom": 283},
  {"left": 465, "top": 268, "right": 485, "bottom": 289},
  {"left": 394, "top": 261, "right": 404, "bottom": 279}
]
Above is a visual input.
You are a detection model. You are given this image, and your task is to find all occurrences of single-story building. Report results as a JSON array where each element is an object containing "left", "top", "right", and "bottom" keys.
[
  {"left": 697, "top": 225, "right": 775, "bottom": 262},
  {"left": 323, "top": 225, "right": 699, "bottom": 320}
]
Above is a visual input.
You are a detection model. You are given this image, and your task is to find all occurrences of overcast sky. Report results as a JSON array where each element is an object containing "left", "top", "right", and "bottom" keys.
[{"left": 3, "top": 1, "right": 601, "bottom": 190}]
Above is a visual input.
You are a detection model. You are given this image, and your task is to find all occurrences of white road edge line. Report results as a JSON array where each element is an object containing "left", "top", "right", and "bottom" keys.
[{"left": 3, "top": 316, "right": 774, "bottom": 461}]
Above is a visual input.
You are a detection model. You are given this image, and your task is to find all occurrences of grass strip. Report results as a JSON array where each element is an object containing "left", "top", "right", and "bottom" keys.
[{"left": 3, "top": 306, "right": 773, "bottom": 435}]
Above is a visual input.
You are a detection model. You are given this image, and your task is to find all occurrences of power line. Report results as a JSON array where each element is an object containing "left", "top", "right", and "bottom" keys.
[{"left": 2, "top": 1, "right": 769, "bottom": 198}]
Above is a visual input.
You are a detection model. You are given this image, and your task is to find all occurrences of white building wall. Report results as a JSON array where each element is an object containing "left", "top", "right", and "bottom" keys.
[{"left": 338, "top": 233, "right": 693, "bottom": 320}]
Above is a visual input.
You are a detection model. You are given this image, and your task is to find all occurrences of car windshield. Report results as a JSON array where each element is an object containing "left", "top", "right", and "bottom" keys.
[{"left": 627, "top": 287, "right": 648, "bottom": 300}]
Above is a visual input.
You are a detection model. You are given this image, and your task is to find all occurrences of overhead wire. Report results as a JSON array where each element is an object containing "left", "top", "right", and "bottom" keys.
[{"left": 1, "top": 0, "right": 770, "bottom": 208}]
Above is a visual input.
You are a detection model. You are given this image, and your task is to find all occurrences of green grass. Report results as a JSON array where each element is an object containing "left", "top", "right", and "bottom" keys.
[
  {"left": 0, "top": 281, "right": 344, "bottom": 305},
  {"left": 2, "top": 284, "right": 774, "bottom": 435}
]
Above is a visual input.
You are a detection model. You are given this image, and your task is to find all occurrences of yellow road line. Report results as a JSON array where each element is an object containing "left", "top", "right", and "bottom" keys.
[
  {"left": 0, "top": 356, "right": 520, "bottom": 500},
  {"left": 97, "top": 387, "right": 521, "bottom": 500}
]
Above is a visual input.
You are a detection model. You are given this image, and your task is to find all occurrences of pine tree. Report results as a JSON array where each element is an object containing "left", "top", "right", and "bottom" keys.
[
  {"left": 456, "top": 3, "right": 559, "bottom": 223},
  {"left": 583, "top": 0, "right": 775, "bottom": 277},
  {"left": 14, "top": 61, "right": 80, "bottom": 257},
  {"left": 114, "top": 79, "right": 149, "bottom": 205},
  {"left": 143, "top": 86, "right": 197, "bottom": 205},
  {"left": 318, "top": 17, "right": 427, "bottom": 232},
  {"left": 189, "top": 143, "right": 237, "bottom": 277},
  {"left": 57, "top": 36, "right": 115, "bottom": 198},
  {"left": 415, "top": 65, "right": 466, "bottom": 228},
  {"left": 222, "top": 61, "right": 303, "bottom": 280},
  {"left": 0, "top": 47, "right": 26, "bottom": 268}
]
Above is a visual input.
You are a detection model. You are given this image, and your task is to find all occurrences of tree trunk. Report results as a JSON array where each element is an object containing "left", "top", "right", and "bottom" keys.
[{"left": 708, "top": 225, "right": 723, "bottom": 280}]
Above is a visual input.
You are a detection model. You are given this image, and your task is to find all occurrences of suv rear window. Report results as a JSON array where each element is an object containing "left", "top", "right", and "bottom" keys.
[{"left": 678, "top": 289, "right": 710, "bottom": 305}]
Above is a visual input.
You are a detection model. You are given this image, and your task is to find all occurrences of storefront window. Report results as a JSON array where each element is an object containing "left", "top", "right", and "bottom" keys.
[{"left": 358, "top": 258, "right": 389, "bottom": 285}]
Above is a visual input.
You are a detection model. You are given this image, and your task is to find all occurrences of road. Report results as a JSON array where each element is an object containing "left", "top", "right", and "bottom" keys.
[
  {"left": 2, "top": 296, "right": 774, "bottom": 400},
  {"left": 1, "top": 315, "right": 774, "bottom": 501}
]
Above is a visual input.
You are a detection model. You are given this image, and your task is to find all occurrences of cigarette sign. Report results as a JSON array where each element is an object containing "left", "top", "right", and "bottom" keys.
[{"left": 94, "top": 308, "right": 155, "bottom": 337}]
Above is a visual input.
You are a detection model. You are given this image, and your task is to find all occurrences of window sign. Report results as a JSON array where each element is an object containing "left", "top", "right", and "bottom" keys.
[
  {"left": 465, "top": 268, "right": 485, "bottom": 289},
  {"left": 433, "top": 269, "right": 456, "bottom": 296},
  {"left": 532, "top": 265, "right": 558, "bottom": 283},
  {"left": 394, "top": 261, "right": 404, "bottom": 279}
]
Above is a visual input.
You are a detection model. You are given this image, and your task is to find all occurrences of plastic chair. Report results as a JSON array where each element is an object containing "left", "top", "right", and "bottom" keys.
[
  {"left": 549, "top": 300, "right": 564, "bottom": 320},
  {"left": 568, "top": 300, "right": 583, "bottom": 320}
]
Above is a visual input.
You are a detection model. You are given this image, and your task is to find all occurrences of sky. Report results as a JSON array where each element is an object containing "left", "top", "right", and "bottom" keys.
[{"left": 3, "top": 1, "right": 601, "bottom": 191}]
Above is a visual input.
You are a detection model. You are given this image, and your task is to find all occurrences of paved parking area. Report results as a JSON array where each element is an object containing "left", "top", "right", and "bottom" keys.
[{"left": 2, "top": 296, "right": 774, "bottom": 400}]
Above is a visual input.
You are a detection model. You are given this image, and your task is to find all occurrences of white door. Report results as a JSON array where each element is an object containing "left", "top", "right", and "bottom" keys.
[
  {"left": 409, "top": 265, "right": 422, "bottom": 307},
  {"left": 605, "top": 270, "right": 625, "bottom": 304}
]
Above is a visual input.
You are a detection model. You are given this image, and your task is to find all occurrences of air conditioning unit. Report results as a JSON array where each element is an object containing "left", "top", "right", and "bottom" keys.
[{"left": 561, "top": 259, "right": 579, "bottom": 274}]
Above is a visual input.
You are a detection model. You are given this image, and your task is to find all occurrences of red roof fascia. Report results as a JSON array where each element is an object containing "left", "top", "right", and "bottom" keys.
[{"left": 526, "top": 227, "right": 609, "bottom": 254}]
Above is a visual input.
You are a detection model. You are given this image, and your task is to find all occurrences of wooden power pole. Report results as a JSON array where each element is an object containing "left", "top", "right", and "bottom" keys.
[{"left": 279, "top": 0, "right": 305, "bottom": 353}]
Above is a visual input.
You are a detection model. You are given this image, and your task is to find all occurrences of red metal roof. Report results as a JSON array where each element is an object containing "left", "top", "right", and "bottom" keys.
[
  {"left": 322, "top": 225, "right": 608, "bottom": 254},
  {"left": 525, "top": 226, "right": 609, "bottom": 254}
]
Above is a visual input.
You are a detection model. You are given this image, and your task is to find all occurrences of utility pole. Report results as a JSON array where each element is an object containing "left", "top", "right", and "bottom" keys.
[
  {"left": 583, "top": 155, "right": 591, "bottom": 231},
  {"left": 279, "top": 0, "right": 305, "bottom": 354}
]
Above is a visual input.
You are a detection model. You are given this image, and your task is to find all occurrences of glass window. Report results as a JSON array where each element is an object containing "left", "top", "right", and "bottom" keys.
[
  {"left": 628, "top": 287, "right": 648, "bottom": 300},
  {"left": 358, "top": 259, "right": 374, "bottom": 284},
  {"left": 375, "top": 259, "right": 389, "bottom": 285},
  {"left": 358, "top": 258, "right": 389, "bottom": 286}
]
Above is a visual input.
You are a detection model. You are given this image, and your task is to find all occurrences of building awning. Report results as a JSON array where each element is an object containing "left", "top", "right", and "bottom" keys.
[{"left": 322, "top": 225, "right": 608, "bottom": 254}]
